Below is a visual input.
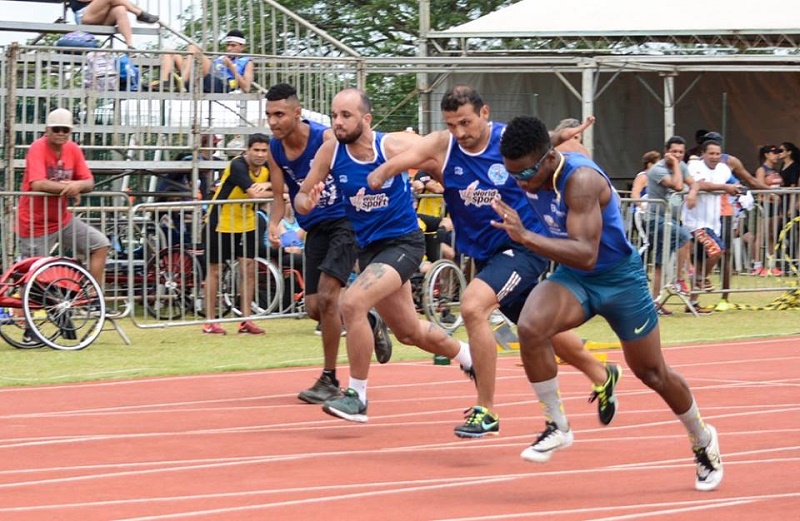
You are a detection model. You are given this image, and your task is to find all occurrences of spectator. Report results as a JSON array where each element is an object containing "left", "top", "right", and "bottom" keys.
[
  {"left": 778, "top": 142, "right": 800, "bottom": 187},
  {"left": 684, "top": 128, "right": 709, "bottom": 162},
  {"left": 684, "top": 140, "right": 741, "bottom": 312},
  {"left": 411, "top": 169, "right": 453, "bottom": 262},
  {"left": 166, "top": 134, "right": 225, "bottom": 200},
  {"left": 753, "top": 145, "right": 784, "bottom": 276},
  {"left": 202, "top": 133, "right": 273, "bottom": 336},
  {"left": 645, "top": 136, "right": 696, "bottom": 312},
  {"left": 69, "top": 0, "right": 158, "bottom": 49},
  {"left": 16, "top": 108, "right": 111, "bottom": 284},
  {"left": 153, "top": 30, "right": 254, "bottom": 93}
]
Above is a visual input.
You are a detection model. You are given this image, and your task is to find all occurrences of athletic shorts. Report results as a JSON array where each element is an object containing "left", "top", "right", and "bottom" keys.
[
  {"left": 547, "top": 250, "right": 657, "bottom": 341},
  {"left": 646, "top": 215, "right": 691, "bottom": 266},
  {"left": 18, "top": 217, "right": 110, "bottom": 259},
  {"left": 358, "top": 229, "right": 424, "bottom": 284},
  {"left": 693, "top": 227, "right": 725, "bottom": 261},
  {"left": 474, "top": 243, "right": 549, "bottom": 324},
  {"left": 304, "top": 217, "right": 358, "bottom": 295},
  {"left": 205, "top": 229, "right": 257, "bottom": 265}
]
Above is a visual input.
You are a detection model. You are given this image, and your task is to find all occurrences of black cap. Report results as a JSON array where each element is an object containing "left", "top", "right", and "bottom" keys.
[{"left": 703, "top": 131, "right": 723, "bottom": 143}]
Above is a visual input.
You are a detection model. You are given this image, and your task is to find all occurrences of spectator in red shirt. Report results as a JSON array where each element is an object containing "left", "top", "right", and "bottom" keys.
[{"left": 17, "top": 108, "right": 110, "bottom": 283}]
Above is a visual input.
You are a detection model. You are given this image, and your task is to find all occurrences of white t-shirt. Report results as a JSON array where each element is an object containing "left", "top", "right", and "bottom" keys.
[{"left": 683, "top": 159, "right": 733, "bottom": 235}]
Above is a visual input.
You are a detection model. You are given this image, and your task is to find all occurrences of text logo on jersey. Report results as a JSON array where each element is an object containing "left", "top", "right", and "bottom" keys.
[
  {"left": 460, "top": 180, "right": 498, "bottom": 207},
  {"left": 487, "top": 163, "right": 509, "bottom": 185},
  {"left": 317, "top": 177, "right": 339, "bottom": 207},
  {"left": 350, "top": 187, "right": 389, "bottom": 212}
]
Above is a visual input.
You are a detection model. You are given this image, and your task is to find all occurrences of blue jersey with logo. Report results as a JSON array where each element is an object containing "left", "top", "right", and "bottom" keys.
[
  {"left": 270, "top": 120, "right": 345, "bottom": 230},
  {"left": 441, "top": 122, "right": 542, "bottom": 262},
  {"left": 211, "top": 55, "right": 250, "bottom": 85},
  {"left": 524, "top": 153, "right": 633, "bottom": 274},
  {"left": 331, "top": 132, "right": 419, "bottom": 248}
]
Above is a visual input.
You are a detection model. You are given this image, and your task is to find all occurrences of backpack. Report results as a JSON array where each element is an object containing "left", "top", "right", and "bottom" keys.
[
  {"left": 118, "top": 54, "right": 140, "bottom": 92},
  {"left": 56, "top": 31, "right": 99, "bottom": 52}
]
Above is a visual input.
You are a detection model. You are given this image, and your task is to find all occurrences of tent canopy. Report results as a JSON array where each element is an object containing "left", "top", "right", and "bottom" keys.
[{"left": 438, "top": 0, "right": 800, "bottom": 39}]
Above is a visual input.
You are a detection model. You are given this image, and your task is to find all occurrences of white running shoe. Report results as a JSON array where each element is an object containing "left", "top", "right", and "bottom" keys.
[
  {"left": 521, "top": 421, "right": 574, "bottom": 463},
  {"left": 694, "top": 424, "right": 723, "bottom": 491}
]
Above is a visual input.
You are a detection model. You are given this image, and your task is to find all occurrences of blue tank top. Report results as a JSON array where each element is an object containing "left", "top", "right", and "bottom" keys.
[
  {"left": 441, "top": 122, "right": 543, "bottom": 262},
  {"left": 524, "top": 153, "right": 633, "bottom": 274},
  {"left": 331, "top": 132, "right": 419, "bottom": 248},
  {"left": 270, "top": 120, "right": 345, "bottom": 230},
  {"left": 211, "top": 55, "right": 250, "bottom": 86}
]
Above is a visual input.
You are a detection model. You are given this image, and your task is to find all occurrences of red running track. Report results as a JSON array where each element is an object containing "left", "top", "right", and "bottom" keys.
[{"left": 0, "top": 337, "right": 798, "bottom": 520}]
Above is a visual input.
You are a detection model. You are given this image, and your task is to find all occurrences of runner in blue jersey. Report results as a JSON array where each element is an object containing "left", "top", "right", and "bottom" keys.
[
  {"left": 367, "top": 85, "right": 618, "bottom": 439},
  {"left": 265, "top": 83, "right": 392, "bottom": 405},
  {"left": 495, "top": 115, "right": 723, "bottom": 492},
  {"left": 295, "top": 88, "right": 473, "bottom": 423}
]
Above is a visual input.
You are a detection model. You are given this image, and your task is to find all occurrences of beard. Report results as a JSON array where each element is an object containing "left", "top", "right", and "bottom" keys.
[{"left": 335, "top": 122, "right": 363, "bottom": 144}]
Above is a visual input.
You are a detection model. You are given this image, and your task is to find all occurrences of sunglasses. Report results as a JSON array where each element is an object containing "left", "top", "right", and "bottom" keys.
[
  {"left": 508, "top": 147, "right": 552, "bottom": 181},
  {"left": 49, "top": 127, "right": 71, "bottom": 134},
  {"left": 777, "top": 148, "right": 787, "bottom": 153}
]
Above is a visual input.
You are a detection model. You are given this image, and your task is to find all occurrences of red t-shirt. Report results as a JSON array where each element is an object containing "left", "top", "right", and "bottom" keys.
[{"left": 17, "top": 136, "right": 93, "bottom": 237}]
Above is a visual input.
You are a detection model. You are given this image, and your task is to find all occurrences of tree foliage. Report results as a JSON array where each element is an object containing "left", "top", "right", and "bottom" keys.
[{"left": 183, "top": 1, "right": 515, "bottom": 129}]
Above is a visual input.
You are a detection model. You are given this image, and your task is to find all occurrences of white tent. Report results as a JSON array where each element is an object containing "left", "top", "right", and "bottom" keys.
[{"left": 426, "top": 0, "right": 800, "bottom": 184}]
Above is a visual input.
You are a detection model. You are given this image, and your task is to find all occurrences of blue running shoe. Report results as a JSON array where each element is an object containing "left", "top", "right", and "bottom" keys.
[{"left": 454, "top": 406, "right": 499, "bottom": 438}]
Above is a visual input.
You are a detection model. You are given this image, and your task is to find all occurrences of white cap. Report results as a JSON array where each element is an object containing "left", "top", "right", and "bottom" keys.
[{"left": 46, "top": 108, "right": 73, "bottom": 129}]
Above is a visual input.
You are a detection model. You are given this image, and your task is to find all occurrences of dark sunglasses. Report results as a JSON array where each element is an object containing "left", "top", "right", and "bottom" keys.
[
  {"left": 50, "top": 126, "right": 71, "bottom": 134},
  {"left": 508, "top": 147, "right": 552, "bottom": 181},
  {"left": 777, "top": 148, "right": 787, "bottom": 153}
]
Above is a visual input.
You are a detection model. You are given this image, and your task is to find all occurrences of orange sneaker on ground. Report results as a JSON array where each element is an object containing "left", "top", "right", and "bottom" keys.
[
  {"left": 202, "top": 323, "right": 227, "bottom": 335},
  {"left": 238, "top": 321, "right": 265, "bottom": 335}
]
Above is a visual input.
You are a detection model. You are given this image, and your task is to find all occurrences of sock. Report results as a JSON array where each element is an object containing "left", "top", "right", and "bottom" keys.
[
  {"left": 349, "top": 377, "right": 367, "bottom": 404},
  {"left": 531, "top": 377, "right": 569, "bottom": 432},
  {"left": 322, "top": 369, "right": 338, "bottom": 387},
  {"left": 678, "top": 398, "right": 711, "bottom": 448},
  {"left": 453, "top": 340, "right": 472, "bottom": 368}
]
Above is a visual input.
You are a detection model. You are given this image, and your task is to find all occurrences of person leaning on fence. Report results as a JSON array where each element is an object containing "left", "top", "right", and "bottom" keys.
[
  {"left": 152, "top": 30, "right": 254, "bottom": 93},
  {"left": 69, "top": 0, "right": 159, "bottom": 49},
  {"left": 16, "top": 108, "right": 110, "bottom": 284},
  {"left": 645, "top": 136, "right": 696, "bottom": 311},
  {"left": 202, "top": 133, "right": 273, "bottom": 336}
]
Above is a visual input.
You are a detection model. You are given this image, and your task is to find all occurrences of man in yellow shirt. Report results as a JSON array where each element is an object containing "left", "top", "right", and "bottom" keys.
[{"left": 203, "top": 133, "right": 273, "bottom": 335}]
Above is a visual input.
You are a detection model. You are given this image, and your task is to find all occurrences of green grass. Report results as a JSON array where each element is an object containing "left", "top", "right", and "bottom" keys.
[{"left": 1, "top": 288, "right": 798, "bottom": 387}]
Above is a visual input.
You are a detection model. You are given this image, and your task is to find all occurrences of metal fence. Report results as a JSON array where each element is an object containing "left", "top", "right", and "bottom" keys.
[{"left": 2, "top": 188, "right": 798, "bottom": 337}]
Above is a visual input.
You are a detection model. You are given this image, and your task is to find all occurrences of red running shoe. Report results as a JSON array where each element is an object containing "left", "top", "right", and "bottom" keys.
[
  {"left": 238, "top": 321, "right": 265, "bottom": 335},
  {"left": 202, "top": 323, "right": 227, "bottom": 335}
]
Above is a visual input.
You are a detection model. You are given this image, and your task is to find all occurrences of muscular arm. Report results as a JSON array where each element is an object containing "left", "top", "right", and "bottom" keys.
[
  {"left": 267, "top": 153, "right": 286, "bottom": 245},
  {"left": 367, "top": 131, "right": 448, "bottom": 189},
  {"left": 295, "top": 139, "right": 335, "bottom": 215},
  {"left": 493, "top": 168, "right": 606, "bottom": 271},
  {"left": 728, "top": 155, "right": 769, "bottom": 190}
]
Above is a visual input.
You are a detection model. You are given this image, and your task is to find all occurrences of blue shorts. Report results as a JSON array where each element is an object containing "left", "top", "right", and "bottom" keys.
[
  {"left": 474, "top": 243, "right": 549, "bottom": 324},
  {"left": 646, "top": 215, "right": 691, "bottom": 266},
  {"left": 547, "top": 250, "right": 657, "bottom": 341}
]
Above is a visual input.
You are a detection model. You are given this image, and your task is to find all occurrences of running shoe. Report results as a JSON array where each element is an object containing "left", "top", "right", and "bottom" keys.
[
  {"left": 322, "top": 388, "right": 368, "bottom": 423},
  {"left": 588, "top": 363, "right": 622, "bottom": 426},
  {"left": 454, "top": 406, "right": 499, "bottom": 438},
  {"left": 238, "top": 321, "right": 265, "bottom": 335},
  {"left": 674, "top": 279, "right": 690, "bottom": 295},
  {"left": 694, "top": 424, "right": 724, "bottom": 491},
  {"left": 136, "top": 11, "right": 159, "bottom": 24},
  {"left": 520, "top": 421, "right": 574, "bottom": 463},
  {"left": 202, "top": 323, "right": 226, "bottom": 335},
  {"left": 369, "top": 310, "right": 392, "bottom": 364},
  {"left": 298, "top": 373, "right": 341, "bottom": 404}
]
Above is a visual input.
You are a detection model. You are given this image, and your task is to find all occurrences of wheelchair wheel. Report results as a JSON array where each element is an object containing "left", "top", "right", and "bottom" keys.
[
  {"left": 0, "top": 308, "right": 47, "bottom": 349},
  {"left": 421, "top": 259, "right": 466, "bottom": 333},
  {"left": 229, "top": 258, "right": 284, "bottom": 317},
  {"left": 143, "top": 247, "right": 202, "bottom": 320},
  {"left": 22, "top": 260, "right": 105, "bottom": 351}
]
